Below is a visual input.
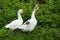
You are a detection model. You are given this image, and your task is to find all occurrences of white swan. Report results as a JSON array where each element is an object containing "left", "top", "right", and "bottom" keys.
[
  {"left": 18, "top": 4, "right": 39, "bottom": 32},
  {"left": 5, "top": 9, "right": 23, "bottom": 30}
]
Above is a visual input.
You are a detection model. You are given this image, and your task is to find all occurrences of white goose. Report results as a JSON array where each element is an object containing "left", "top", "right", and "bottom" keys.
[
  {"left": 5, "top": 9, "right": 23, "bottom": 30},
  {"left": 18, "top": 4, "right": 39, "bottom": 32}
]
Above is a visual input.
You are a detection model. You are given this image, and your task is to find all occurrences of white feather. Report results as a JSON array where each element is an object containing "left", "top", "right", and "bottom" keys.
[
  {"left": 5, "top": 9, "right": 23, "bottom": 30},
  {"left": 18, "top": 6, "right": 39, "bottom": 32}
]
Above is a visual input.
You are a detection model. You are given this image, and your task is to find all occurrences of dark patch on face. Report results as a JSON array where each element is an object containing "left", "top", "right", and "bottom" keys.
[
  {"left": 35, "top": 7, "right": 37, "bottom": 10},
  {"left": 25, "top": 21, "right": 30, "bottom": 25}
]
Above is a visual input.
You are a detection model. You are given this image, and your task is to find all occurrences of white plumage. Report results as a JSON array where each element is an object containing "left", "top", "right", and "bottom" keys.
[
  {"left": 18, "top": 4, "right": 39, "bottom": 32},
  {"left": 5, "top": 9, "right": 23, "bottom": 30}
]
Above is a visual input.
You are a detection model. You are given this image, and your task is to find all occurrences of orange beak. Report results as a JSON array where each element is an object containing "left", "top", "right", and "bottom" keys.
[{"left": 35, "top": 4, "right": 39, "bottom": 7}]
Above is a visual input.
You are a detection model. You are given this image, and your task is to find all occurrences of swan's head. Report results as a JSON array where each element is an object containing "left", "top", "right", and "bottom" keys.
[
  {"left": 34, "top": 4, "right": 39, "bottom": 11},
  {"left": 18, "top": 9, "right": 23, "bottom": 14}
]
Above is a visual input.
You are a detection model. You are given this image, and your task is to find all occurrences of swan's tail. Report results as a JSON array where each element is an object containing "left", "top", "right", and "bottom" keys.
[{"left": 5, "top": 24, "right": 10, "bottom": 28}]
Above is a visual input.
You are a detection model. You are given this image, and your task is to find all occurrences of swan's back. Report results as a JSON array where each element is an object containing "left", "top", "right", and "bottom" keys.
[
  {"left": 5, "top": 19, "right": 23, "bottom": 30},
  {"left": 18, "top": 19, "right": 37, "bottom": 31}
]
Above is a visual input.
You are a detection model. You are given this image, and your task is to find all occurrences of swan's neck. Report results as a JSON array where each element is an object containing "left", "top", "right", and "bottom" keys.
[
  {"left": 31, "top": 10, "right": 36, "bottom": 19},
  {"left": 18, "top": 12, "right": 22, "bottom": 20}
]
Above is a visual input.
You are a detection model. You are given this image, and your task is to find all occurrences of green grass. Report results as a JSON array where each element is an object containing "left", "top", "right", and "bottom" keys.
[
  {"left": 0, "top": 26, "right": 60, "bottom": 40},
  {"left": 0, "top": 0, "right": 60, "bottom": 40}
]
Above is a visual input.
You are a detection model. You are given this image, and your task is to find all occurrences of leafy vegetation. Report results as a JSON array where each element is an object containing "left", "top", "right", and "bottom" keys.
[{"left": 0, "top": 0, "right": 60, "bottom": 40}]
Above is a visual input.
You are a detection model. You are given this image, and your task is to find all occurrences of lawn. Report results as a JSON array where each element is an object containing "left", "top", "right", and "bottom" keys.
[{"left": 0, "top": 0, "right": 60, "bottom": 40}]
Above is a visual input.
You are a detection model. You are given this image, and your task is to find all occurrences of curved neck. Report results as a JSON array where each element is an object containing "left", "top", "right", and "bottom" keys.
[
  {"left": 18, "top": 12, "right": 22, "bottom": 20},
  {"left": 31, "top": 10, "right": 36, "bottom": 19}
]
